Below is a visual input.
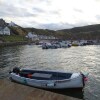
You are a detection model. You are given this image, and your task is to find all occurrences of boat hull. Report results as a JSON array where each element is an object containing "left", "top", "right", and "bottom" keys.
[{"left": 10, "top": 72, "right": 84, "bottom": 89}]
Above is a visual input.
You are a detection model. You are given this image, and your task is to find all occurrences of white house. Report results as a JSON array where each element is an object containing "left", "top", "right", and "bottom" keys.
[
  {"left": 26, "top": 32, "right": 39, "bottom": 40},
  {"left": 0, "top": 26, "right": 10, "bottom": 35},
  {"left": 3, "top": 27, "right": 10, "bottom": 35},
  {"left": 26, "top": 32, "right": 57, "bottom": 40},
  {"left": 38, "top": 35, "right": 56, "bottom": 40}
]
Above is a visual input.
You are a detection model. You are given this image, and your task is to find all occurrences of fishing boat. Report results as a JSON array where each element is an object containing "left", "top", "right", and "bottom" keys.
[
  {"left": 9, "top": 67, "right": 88, "bottom": 89},
  {"left": 42, "top": 43, "right": 57, "bottom": 49}
]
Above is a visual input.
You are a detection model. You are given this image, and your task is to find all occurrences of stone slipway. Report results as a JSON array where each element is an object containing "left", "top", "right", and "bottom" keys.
[{"left": 0, "top": 78, "right": 82, "bottom": 100}]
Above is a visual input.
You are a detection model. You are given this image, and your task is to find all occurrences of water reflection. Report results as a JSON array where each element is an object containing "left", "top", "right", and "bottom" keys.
[{"left": 0, "top": 46, "right": 24, "bottom": 78}]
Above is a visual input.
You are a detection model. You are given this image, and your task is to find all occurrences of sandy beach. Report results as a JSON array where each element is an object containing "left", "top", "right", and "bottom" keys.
[{"left": 0, "top": 78, "right": 82, "bottom": 100}]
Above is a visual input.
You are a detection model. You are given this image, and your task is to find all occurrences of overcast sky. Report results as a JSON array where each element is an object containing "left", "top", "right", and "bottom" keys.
[{"left": 0, "top": 0, "right": 100, "bottom": 30}]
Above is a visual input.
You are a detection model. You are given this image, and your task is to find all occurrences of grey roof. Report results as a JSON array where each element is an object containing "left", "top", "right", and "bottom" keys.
[
  {"left": 0, "top": 27, "right": 3, "bottom": 31},
  {"left": 0, "top": 26, "right": 9, "bottom": 31}
]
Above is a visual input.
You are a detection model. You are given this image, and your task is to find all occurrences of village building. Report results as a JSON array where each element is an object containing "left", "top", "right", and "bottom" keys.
[
  {"left": 26, "top": 32, "right": 39, "bottom": 41},
  {"left": 0, "top": 26, "right": 10, "bottom": 35},
  {"left": 26, "top": 32, "right": 57, "bottom": 41},
  {"left": 38, "top": 35, "right": 56, "bottom": 40}
]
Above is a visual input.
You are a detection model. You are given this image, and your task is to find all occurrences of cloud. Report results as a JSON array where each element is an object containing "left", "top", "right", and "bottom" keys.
[
  {"left": 32, "top": 7, "right": 45, "bottom": 13},
  {"left": 74, "top": 9, "right": 83, "bottom": 13},
  {"left": 95, "top": 0, "right": 100, "bottom": 2},
  {"left": 37, "top": 23, "right": 74, "bottom": 30},
  {"left": 50, "top": 11, "right": 60, "bottom": 15},
  {"left": 0, "top": 3, "right": 38, "bottom": 18},
  {"left": 1, "top": 0, "right": 100, "bottom": 30},
  {"left": 95, "top": 15, "right": 100, "bottom": 20}
]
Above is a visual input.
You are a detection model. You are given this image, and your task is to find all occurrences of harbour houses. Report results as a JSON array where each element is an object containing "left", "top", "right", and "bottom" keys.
[
  {"left": 26, "top": 32, "right": 57, "bottom": 41},
  {"left": 26, "top": 32, "right": 39, "bottom": 41},
  {"left": 0, "top": 26, "right": 10, "bottom": 35}
]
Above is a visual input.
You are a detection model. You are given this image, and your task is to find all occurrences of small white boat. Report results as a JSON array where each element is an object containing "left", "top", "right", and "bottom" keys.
[
  {"left": 9, "top": 67, "right": 88, "bottom": 89},
  {"left": 42, "top": 43, "right": 57, "bottom": 49}
]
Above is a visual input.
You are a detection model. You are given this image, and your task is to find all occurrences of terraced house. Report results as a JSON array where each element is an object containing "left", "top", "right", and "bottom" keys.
[{"left": 0, "top": 26, "right": 10, "bottom": 35}]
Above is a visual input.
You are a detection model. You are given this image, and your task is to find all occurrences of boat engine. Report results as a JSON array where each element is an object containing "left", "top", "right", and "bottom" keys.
[{"left": 13, "top": 67, "right": 20, "bottom": 74}]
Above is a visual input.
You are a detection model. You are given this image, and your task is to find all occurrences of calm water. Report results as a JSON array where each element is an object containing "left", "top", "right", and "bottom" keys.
[{"left": 0, "top": 45, "right": 100, "bottom": 100}]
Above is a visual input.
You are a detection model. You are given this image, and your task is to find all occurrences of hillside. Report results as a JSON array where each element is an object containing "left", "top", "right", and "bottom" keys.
[
  {"left": 9, "top": 26, "right": 27, "bottom": 36},
  {"left": 56, "top": 24, "right": 100, "bottom": 40},
  {"left": 0, "top": 19, "right": 55, "bottom": 36},
  {"left": 24, "top": 24, "right": 100, "bottom": 40},
  {"left": 0, "top": 19, "right": 27, "bottom": 36},
  {"left": 0, "top": 19, "right": 28, "bottom": 43},
  {"left": 0, "top": 18, "right": 100, "bottom": 40},
  {"left": 24, "top": 28, "right": 56, "bottom": 36},
  {"left": 58, "top": 24, "right": 100, "bottom": 33}
]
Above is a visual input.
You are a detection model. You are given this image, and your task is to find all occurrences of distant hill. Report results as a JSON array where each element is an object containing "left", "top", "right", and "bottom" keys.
[
  {"left": 0, "top": 18, "right": 100, "bottom": 39},
  {"left": 56, "top": 24, "right": 100, "bottom": 40},
  {"left": 24, "top": 28, "right": 56, "bottom": 36},
  {"left": 58, "top": 24, "right": 100, "bottom": 33}
]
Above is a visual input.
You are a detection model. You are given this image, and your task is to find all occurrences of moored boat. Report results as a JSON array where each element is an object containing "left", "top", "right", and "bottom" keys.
[
  {"left": 9, "top": 67, "right": 88, "bottom": 89},
  {"left": 42, "top": 42, "right": 57, "bottom": 49}
]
